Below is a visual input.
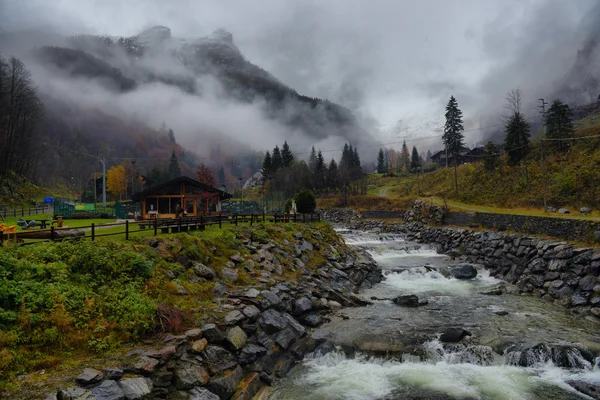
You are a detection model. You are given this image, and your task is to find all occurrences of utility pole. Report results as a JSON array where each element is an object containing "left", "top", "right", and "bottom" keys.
[{"left": 538, "top": 98, "right": 548, "bottom": 212}]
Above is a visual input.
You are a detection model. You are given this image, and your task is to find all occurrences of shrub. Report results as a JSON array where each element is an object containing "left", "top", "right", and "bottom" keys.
[{"left": 295, "top": 190, "right": 317, "bottom": 213}]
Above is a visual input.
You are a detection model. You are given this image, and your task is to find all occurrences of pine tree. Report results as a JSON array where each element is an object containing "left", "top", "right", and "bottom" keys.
[
  {"left": 313, "top": 150, "right": 327, "bottom": 190},
  {"left": 326, "top": 158, "right": 339, "bottom": 190},
  {"left": 168, "top": 129, "right": 176, "bottom": 143},
  {"left": 483, "top": 142, "right": 500, "bottom": 171},
  {"left": 443, "top": 95, "right": 465, "bottom": 197},
  {"left": 308, "top": 146, "right": 317, "bottom": 172},
  {"left": 218, "top": 166, "right": 225, "bottom": 184},
  {"left": 377, "top": 148, "right": 386, "bottom": 174},
  {"left": 426, "top": 150, "right": 432, "bottom": 163},
  {"left": 272, "top": 146, "right": 283, "bottom": 171},
  {"left": 400, "top": 141, "right": 410, "bottom": 172},
  {"left": 410, "top": 146, "right": 421, "bottom": 173},
  {"left": 504, "top": 111, "right": 530, "bottom": 166},
  {"left": 168, "top": 151, "right": 181, "bottom": 179},
  {"left": 262, "top": 151, "right": 273, "bottom": 179},
  {"left": 545, "top": 99, "right": 574, "bottom": 152},
  {"left": 281, "top": 141, "right": 294, "bottom": 167}
]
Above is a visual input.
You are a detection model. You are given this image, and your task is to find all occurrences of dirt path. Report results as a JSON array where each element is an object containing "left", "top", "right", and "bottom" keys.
[{"left": 378, "top": 187, "right": 390, "bottom": 197}]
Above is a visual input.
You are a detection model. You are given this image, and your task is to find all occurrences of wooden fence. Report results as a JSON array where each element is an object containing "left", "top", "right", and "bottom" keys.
[{"left": 0, "top": 213, "right": 321, "bottom": 244}]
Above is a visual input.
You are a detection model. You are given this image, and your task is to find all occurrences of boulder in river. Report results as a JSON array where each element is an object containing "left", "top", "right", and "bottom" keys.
[
  {"left": 567, "top": 380, "right": 600, "bottom": 399},
  {"left": 450, "top": 264, "right": 478, "bottom": 280},
  {"left": 440, "top": 328, "right": 471, "bottom": 343},
  {"left": 392, "top": 295, "right": 420, "bottom": 307}
]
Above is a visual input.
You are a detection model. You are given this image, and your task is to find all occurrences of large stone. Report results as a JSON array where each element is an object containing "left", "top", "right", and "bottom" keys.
[
  {"left": 190, "top": 338, "right": 208, "bottom": 353},
  {"left": 206, "top": 366, "right": 245, "bottom": 400},
  {"left": 201, "top": 345, "right": 238, "bottom": 374},
  {"left": 440, "top": 328, "right": 471, "bottom": 343},
  {"left": 103, "top": 368, "right": 123, "bottom": 381},
  {"left": 244, "top": 288, "right": 260, "bottom": 298},
  {"left": 275, "top": 328, "right": 298, "bottom": 349},
  {"left": 90, "top": 380, "right": 125, "bottom": 400},
  {"left": 571, "top": 292, "right": 590, "bottom": 307},
  {"left": 450, "top": 264, "right": 478, "bottom": 280},
  {"left": 567, "top": 380, "right": 600, "bottom": 400},
  {"left": 225, "top": 326, "right": 248, "bottom": 350},
  {"left": 118, "top": 378, "right": 152, "bottom": 400},
  {"left": 300, "top": 313, "right": 322, "bottom": 327},
  {"left": 174, "top": 361, "right": 210, "bottom": 389},
  {"left": 258, "top": 309, "right": 288, "bottom": 334},
  {"left": 232, "top": 372, "right": 263, "bottom": 400},
  {"left": 57, "top": 387, "right": 94, "bottom": 400},
  {"left": 392, "top": 295, "right": 420, "bottom": 307},
  {"left": 202, "top": 324, "right": 225, "bottom": 343},
  {"left": 192, "top": 263, "right": 216, "bottom": 280},
  {"left": 238, "top": 344, "right": 267, "bottom": 365},
  {"left": 260, "top": 291, "right": 282, "bottom": 308},
  {"left": 242, "top": 305, "right": 261, "bottom": 320},
  {"left": 224, "top": 310, "right": 245, "bottom": 325},
  {"left": 123, "top": 354, "right": 159, "bottom": 376},
  {"left": 292, "top": 297, "right": 313, "bottom": 315},
  {"left": 189, "top": 387, "right": 221, "bottom": 400},
  {"left": 76, "top": 368, "right": 103, "bottom": 385},
  {"left": 221, "top": 267, "right": 239, "bottom": 283},
  {"left": 579, "top": 275, "right": 597, "bottom": 292}
]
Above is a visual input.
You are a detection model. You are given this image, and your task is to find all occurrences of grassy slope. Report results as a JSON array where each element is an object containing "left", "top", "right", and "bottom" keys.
[
  {"left": 363, "top": 111, "right": 600, "bottom": 218},
  {"left": 0, "top": 221, "right": 340, "bottom": 395}
]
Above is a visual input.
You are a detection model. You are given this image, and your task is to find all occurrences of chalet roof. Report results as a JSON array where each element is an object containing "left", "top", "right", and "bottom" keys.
[{"left": 131, "top": 176, "right": 232, "bottom": 202}]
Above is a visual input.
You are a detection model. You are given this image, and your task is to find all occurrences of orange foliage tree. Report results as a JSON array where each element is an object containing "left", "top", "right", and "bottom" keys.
[
  {"left": 196, "top": 163, "right": 215, "bottom": 187},
  {"left": 106, "top": 165, "right": 128, "bottom": 199}
]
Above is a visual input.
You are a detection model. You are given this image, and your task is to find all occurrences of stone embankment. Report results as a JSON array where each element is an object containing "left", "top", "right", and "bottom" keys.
[{"left": 46, "top": 228, "right": 381, "bottom": 400}]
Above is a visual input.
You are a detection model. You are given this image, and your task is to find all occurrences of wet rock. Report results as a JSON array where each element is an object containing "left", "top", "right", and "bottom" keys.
[
  {"left": 123, "top": 354, "right": 159, "bottom": 376},
  {"left": 202, "top": 324, "right": 225, "bottom": 343},
  {"left": 224, "top": 310, "right": 245, "bottom": 326},
  {"left": 260, "top": 291, "right": 282, "bottom": 308},
  {"left": 328, "top": 300, "right": 342, "bottom": 309},
  {"left": 90, "top": 380, "right": 124, "bottom": 400},
  {"left": 479, "top": 285, "right": 505, "bottom": 295},
  {"left": 192, "top": 262, "right": 216, "bottom": 280},
  {"left": 300, "top": 313, "right": 323, "bottom": 327},
  {"left": 242, "top": 305, "right": 261, "bottom": 320},
  {"left": 205, "top": 366, "right": 244, "bottom": 400},
  {"left": 579, "top": 275, "right": 597, "bottom": 292},
  {"left": 76, "top": 368, "right": 103, "bottom": 385},
  {"left": 152, "top": 369, "right": 173, "bottom": 388},
  {"left": 258, "top": 309, "right": 288, "bottom": 334},
  {"left": 103, "top": 368, "right": 123, "bottom": 381},
  {"left": 225, "top": 326, "right": 247, "bottom": 350},
  {"left": 174, "top": 361, "right": 209, "bottom": 389},
  {"left": 57, "top": 387, "right": 94, "bottom": 400},
  {"left": 238, "top": 344, "right": 267, "bottom": 365},
  {"left": 292, "top": 297, "right": 313, "bottom": 315},
  {"left": 232, "top": 372, "right": 263, "bottom": 400},
  {"left": 392, "top": 295, "right": 420, "bottom": 307},
  {"left": 450, "top": 264, "right": 478, "bottom": 280},
  {"left": 189, "top": 387, "right": 220, "bottom": 400},
  {"left": 440, "top": 328, "right": 471, "bottom": 343},
  {"left": 201, "top": 345, "right": 237, "bottom": 374},
  {"left": 567, "top": 380, "right": 600, "bottom": 400},
  {"left": 118, "top": 377, "right": 152, "bottom": 400},
  {"left": 571, "top": 292, "right": 590, "bottom": 307},
  {"left": 275, "top": 328, "right": 298, "bottom": 349},
  {"left": 505, "top": 343, "right": 593, "bottom": 369}
]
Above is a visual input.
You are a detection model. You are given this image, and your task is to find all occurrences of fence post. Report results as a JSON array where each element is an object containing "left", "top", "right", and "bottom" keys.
[
  {"left": 219, "top": 214, "right": 222, "bottom": 229},
  {"left": 50, "top": 226, "right": 55, "bottom": 241},
  {"left": 200, "top": 215, "right": 203, "bottom": 230},
  {"left": 91, "top": 223, "right": 95, "bottom": 241},
  {"left": 125, "top": 220, "right": 129, "bottom": 240},
  {"left": 154, "top": 219, "right": 158, "bottom": 236},
  {"left": 263, "top": 212, "right": 265, "bottom": 222},
  {"left": 235, "top": 214, "right": 238, "bottom": 226}
]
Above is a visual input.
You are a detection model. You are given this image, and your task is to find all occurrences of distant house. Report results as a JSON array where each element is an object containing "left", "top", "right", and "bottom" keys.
[
  {"left": 431, "top": 146, "right": 485, "bottom": 167},
  {"left": 132, "top": 176, "right": 232, "bottom": 219}
]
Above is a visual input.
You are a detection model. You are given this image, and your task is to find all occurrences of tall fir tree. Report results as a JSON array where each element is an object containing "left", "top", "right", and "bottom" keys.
[
  {"left": 326, "top": 158, "right": 339, "bottom": 190},
  {"left": 272, "top": 146, "right": 283, "bottom": 171},
  {"left": 377, "top": 148, "right": 386, "bottom": 174},
  {"left": 168, "top": 151, "right": 181, "bottom": 179},
  {"left": 308, "top": 146, "right": 317, "bottom": 172},
  {"left": 218, "top": 165, "right": 225, "bottom": 184},
  {"left": 443, "top": 95, "right": 465, "bottom": 197},
  {"left": 262, "top": 151, "right": 273, "bottom": 179},
  {"left": 483, "top": 142, "right": 500, "bottom": 171},
  {"left": 410, "top": 146, "right": 421, "bottom": 173},
  {"left": 313, "top": 150, "right": 327, "bottom": 190},
  {"left": 281, "top": 141, "right": 295, "bottom": 167},
  {"left": 545, "top": 99, "right": 574, "bottom": 152},
  {"left": 504, "top": 111, "right": 530, "bottom": 166},
  {"left": 168, "top": 128, "right": 176, "bottom": 143},
  {"left": 426, "top": 150, "right": 433, "bottom": 163},
  {"left": 400, "top": 141, "right": 410, "bottom": 172}
]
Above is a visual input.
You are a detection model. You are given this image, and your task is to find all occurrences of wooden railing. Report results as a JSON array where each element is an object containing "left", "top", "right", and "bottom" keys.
[{"left": 1, "top": 213, "right": 321, "bottom": 243}]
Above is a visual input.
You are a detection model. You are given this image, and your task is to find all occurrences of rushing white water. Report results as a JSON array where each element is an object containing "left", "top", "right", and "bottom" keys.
[{"left": 382, "top": 267, "right": 501, "bottom": 295}]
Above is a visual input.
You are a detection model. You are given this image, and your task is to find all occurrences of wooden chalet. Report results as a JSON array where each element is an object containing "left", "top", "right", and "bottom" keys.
[
  {"left": 132, "top": 176, "right": 232, "bottom": 219},
  {"left": 430, "top": 146, "right": 485, "bottom": 167}
]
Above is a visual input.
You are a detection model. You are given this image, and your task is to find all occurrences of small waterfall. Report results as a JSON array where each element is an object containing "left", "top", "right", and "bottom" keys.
[
  {"left": 424, "top": 340, "right": 499, "bottom": 366},
  {"left": 504, "top": 343, "right": 594, "bottom": 369}
]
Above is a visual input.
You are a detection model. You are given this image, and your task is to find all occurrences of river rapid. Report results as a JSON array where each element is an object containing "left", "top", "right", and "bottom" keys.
[{"left": 271, "top": 229, "right": 600, "bottom": 400}]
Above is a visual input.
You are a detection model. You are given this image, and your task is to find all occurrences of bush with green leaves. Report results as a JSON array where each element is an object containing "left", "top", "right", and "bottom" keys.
[{"left": 295, "top": 190, "right": 317, "bottom": 213}]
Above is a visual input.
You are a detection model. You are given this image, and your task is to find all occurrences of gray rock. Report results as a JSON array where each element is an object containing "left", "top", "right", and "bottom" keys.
[
  {"left": 300, "top": 313, "right": 323, "bottom": 327},
  {"left": 205, "top": 366, "right": 244, "bottom": 400},
  {"left": 103, "top": 368, "right": 123, "bottom": 381},
  {"left": 201, "top": 345, "right": 237, "bottom": 374},
  {"left": 189, "top": 387, "right": 221, "bottom": 400},
  {"left": 558, "top": 208, "right": 570, "bottom": 214},
  {"left": 242, "top": 305, "right": 261, "bottom": 320},
  {"left": 90, "top": 380, "right": 125, "bottom": 400},
  {"left": 57, "top": 387, "right": 94, "bottom": 400},
  {"left": 225, "top": 326, "right": 247, "bottom": 350},
  {"left": 230, "top": 253, "right": 243, "bottom": 263},
  {"left": 258, "top": 309, "right": 288, "bottom": 334},
  {"left": 212, "top": 281, "right": 229, "bottom": 296},
  {"left": 392, "top": 295, "right": 420, "bottom": 307},
  {"left": 440, "top": 328, "right": 471, "bottom": 343},
  {"left": 450, "top": 264, "right": 478, "bottom": 280},
  {"left": 238, "top": 344, "right": 267, "bottom": 365},
  {"left": 275, "top": 328, "right": 298, "bottom": 349},
  {"left": 579, "top": 276, "right": 597, "bottom": 292},
  {"left": 300, "top": 240, "right": 314, "bottom": 252},
  {"left": 224, "top": 310, "right": 245, "bottom": 325},
  {"left": 244, "top": 288, "right": 260, "bottom": 298},
  {"left": 76, "top": 368, "right": 103, "bottom": 385},
  {"left": 192, "top": 263, "right": 216, "bottom": 280},
  {"left": 567, "top": 380, "right": 600, "bottom": 400},
  {"left": 261, "top": 290, "right": 282, "bottom": 308},
  {"left": 221, "top": 267, "right": 239, "bottom": 282},
  {"left": 283, "top": 313, "right": 307, "bottom": 337},
  {"left": 174, "top": 361, "right": 210, "bottom": 390},
  {"left": 118, "top": 378, "right": 152, "bottom": 400},
  {"left": 580, "top": 207, "right": 592, "bottom": 214},
  {"left": 571, "top": 292, "right": 590, "bottom": 307},
  {"left": 202, "top": 324, "right": 225, "bottom": 343},
  {"left": 292, "top": 297, "right": 313, "bottom": 315}
]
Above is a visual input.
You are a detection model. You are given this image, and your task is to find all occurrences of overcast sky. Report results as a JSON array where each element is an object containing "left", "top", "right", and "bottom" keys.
[{"left": 1, "top": 0, "right": 597, "bottom": 145}]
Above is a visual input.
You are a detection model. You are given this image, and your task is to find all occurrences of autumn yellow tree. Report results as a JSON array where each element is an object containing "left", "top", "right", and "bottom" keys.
[{"left": 106, "top": 165, "right": 128, "bottom": 200}]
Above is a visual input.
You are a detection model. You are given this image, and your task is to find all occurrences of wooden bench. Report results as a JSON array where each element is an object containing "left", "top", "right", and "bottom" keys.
[{"left": 71, "top": 211, "right": 92, "bottom": 219}]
